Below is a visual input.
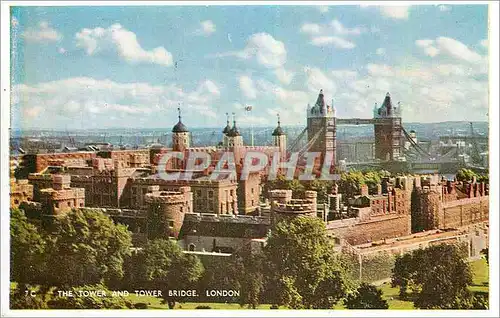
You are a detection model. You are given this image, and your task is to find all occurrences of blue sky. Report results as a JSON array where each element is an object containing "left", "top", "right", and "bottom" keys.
[{"left": 10, "top": 4, "right": 489, "bottom": 130}]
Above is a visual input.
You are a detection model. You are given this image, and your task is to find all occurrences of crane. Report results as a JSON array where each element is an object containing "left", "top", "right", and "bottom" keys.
[{"left": 468, "top": 122, "right": 482, "bottom": 165}]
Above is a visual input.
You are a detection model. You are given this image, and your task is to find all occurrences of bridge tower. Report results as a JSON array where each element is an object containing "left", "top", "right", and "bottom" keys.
[
  {"left": 306, "top": 90, "right": 336, "bottom": 165},
  {"left": 373, "top": 92, "right": 402, "bottom": 161}
]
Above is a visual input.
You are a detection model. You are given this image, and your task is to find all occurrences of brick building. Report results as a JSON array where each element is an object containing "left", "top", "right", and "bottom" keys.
[{"left": 38, "top": 175, "right": 85, "bottom": 215}]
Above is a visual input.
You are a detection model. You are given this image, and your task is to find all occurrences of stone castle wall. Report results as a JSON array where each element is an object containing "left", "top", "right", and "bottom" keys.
[
  {"left": 441, "top": 196, "right": 489, "bottom": 229},
  {"left": 34, "top": 152, "right": 96, "bottom": 172},
  {"left": 328, "top": 214, "right": 411, "bottom": 246}
]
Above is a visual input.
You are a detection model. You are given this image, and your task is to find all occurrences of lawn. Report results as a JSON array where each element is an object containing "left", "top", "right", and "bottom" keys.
[
  {"left": 10, "top": 258, "right": 488, "bottom": 310},
  {"left": 126, "top": 258, "right": 489, "bottom": 310}
]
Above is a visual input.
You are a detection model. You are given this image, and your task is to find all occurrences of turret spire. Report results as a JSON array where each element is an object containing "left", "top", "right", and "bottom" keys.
[
  {"left": 222, "top": 112, "right": 231, "bottom": 134},
  {"left": 272, "top": 113, "right": 285, "bottom": 136},
  {"left": 172, "top": 105, "right": 189, "bottom": 133}
]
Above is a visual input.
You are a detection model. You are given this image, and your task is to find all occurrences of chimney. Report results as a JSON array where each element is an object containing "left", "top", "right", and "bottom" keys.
[{"left": 360, "top": 184, "right": 369, "bottom": 196}]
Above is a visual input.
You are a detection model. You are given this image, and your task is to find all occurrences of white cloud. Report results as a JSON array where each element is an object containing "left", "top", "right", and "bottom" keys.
[
  {"left": 214, "top": 33, "right": 287, "bottom": 69},
  {"left": 322, "top": 60, "right": 488, "bottom": 121},
  {"left": 22, "top": 21, "right": 62, "bottom": 42},
  {"left": 331, "top": 69, "right": 358, "bottom": 79},
  {"left": 416, "top": 37, "right": 484, "bottom": 64},
  {"left": 304, "top": 67, "right": 336, "bottom": 96},
  {"left": 240, "top": 33, "right": 287, "bottom": 68},
  {"left": 438, "top": 5, "right": 451, "bottom": 12},
  {"left": 416, "top": 39, "right": 434, "bottom": 48},
  {"left": 311, "top": 36, "right": 355, "bottom": 49},
  {"left": 238, "top": 76, "right": 257, "bottom": 99},
  {"left": 366, "top": 64, "right": 395, "bottom": 77},
  {"left": 424, "top": 46, "right": 440, "bottom": 57},
  {"left": 376, "top": 48, "right": 386, "bottom": 56},
  {"left": 318, "top": 6, "right": 329, "bottom": 13},
  {"left": 301, "top": 19, "right": 365, "bottom": 50},
  {"left": 480, "top": 39, "right": 488, "bottom": 48},
  {"left": 195, "top": 20, "right": 216, "bottom": 36},
  {"left": 274, "top": 68, "right": 295, "bottom": 85},
  {"left": 331, "top": 19, "right": 366, "bottom": 36},
  {"left": 58, "top": 47, "right": 66, "bottom": 54},
  {"left": 378, "top": 6, "right": 411, "bottom": 20},
  {"left": 75, "top": 24, "right": 173, "bottom": 66},
  {"left": 436, "top": 37, "right": 483, "bottom": 64},
  {"left": 300, "top": 23, "right": 322, "bottom": 34},
  {"left": 12, "top": 77, "right": 221, "bottom": 129}
]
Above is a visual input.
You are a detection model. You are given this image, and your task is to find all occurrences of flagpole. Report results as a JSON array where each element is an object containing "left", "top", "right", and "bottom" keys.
[
  {"left": 251, "top": 108, "right": 254, "bottom": 147},
  {"left": 245, "top": 105, "right": 254, "bottom": 147}
]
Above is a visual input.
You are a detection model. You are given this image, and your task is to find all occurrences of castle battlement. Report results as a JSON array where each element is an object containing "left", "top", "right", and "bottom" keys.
[
  {"left": 40, "top": 187, "right": 85, "bottom": 200},
  {"left": 28, "top": 173, "right": 53, "bottom": 181},
  {"left": 145, "top": 190, "right": 188, "bottom": 204},
  {"left": 184, "top": 212, "right": 270, "bottom": 225}
]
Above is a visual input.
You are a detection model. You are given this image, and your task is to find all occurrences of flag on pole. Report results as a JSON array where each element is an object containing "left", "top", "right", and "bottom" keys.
[{"left": 244, "top": 105, "right": 253, "bottom": 111}]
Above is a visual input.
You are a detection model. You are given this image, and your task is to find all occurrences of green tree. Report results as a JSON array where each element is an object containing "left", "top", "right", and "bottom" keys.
[
  {"left": 10, "top": 208, "right": 46, "bottom": 286},
  {"left": 391, "top": 253, "right": 416, "bottom": 300},
  {"left": 47, "top": 284, "right": 132, "bottom": 309},
  {"left": 10, "top": 285, "right": 48, "bottom": 309},
  {"left": 264, "top": 174, "right": 305, "bottom": 199},
  {"left": 363, "top": 171, "right": 383, "bottom": 194},
  {"left": 228, "top": 253, "right": 265, "bottom": 309},
  {"left": 391, "top": 244, "right": 474, "bottom": 309},
  {"left": 43, "top": 208, "right": 133, "bottom": 288},
  {"left": 264, "top": 217, "right": 349, "bottom": 308},
  {"left": 481, "top": 248, "right": 489, "bottom": 265},
  {"left": 306, "top": 179, "right": 333, "bottom": 203},
  {"left": 131, "top": 239, "right": 204, "bottom": 309},
  {"left": 338, "top": 171, "right": 365, "bottom": 202},
  {"left": 344, "top": 283, "right": 388, "bottom": 309},
  {"left": 456, "top": 168, "right": 477, "bottom": 182}
]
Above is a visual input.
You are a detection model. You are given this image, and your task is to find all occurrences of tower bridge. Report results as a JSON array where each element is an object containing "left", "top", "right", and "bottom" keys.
[{"left": 288, "top": 90, "right": 462, "bottom": 174}]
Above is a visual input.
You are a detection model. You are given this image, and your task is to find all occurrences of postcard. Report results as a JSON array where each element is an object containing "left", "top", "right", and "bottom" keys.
[{"left": 2, "top": 2, "right": 498, "bottom": 317}]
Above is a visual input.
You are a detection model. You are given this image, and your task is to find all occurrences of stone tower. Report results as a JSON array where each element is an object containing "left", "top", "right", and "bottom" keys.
[
  {"left": 373, "top": 92, "right": 402, "bottom": 161},
  {"left": 226, "top": 113, "right": 243, "bottom": 148},
  {"left": 306, "top": 89, "right": 336, "bottom": 166},
  {"left": 272, "top": 114, "right": 287, "bottom": 157},
  {"left": 222, "top": 112, "right": 232, "bottom": 146},
  {"left": 145, "top": 186, "right": 192, "bottom": 239},
  {"left": 269, "top": 189, "right": 317, "bottom": 225},
  {"left": 172, "top": 107, "right": 190, "bottom": 152}
]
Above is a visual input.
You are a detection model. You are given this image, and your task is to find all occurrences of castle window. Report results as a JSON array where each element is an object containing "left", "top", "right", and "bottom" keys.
[
  {"left": 14, "top": 199, "right": 19, "bottom": 205},
  {"left": 208, "top": 190, "right": 214, "bottom": 198},
  {"left": 251, "top": 188, "right": 254, "bottom": 194},
  {"left": 168, "top": 220, "right": 174, "bottom": 228},
  {"left": 188, "top": 243, "right": 196, "bottom": 251}
]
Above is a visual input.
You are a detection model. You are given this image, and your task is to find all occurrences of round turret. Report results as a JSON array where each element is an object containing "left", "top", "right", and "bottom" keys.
[{"left": 272, "top": 114, "right": 285, "bottom": 136}]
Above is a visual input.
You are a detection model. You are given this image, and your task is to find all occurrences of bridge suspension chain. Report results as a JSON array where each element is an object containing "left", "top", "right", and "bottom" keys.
[
  {"left": 287, "top": 127, "right": 308, "bottom": 152},
  {"left": 297, "top": 127, "right": 324, "bottom": 155},
  {"left": 401, "top": 127, "right": 432, "bottom": 159}
]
